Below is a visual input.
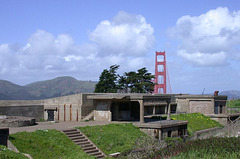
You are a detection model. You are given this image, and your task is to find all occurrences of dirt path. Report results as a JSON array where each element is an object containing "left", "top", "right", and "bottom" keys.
[{"left": 9, "top": 121, "right": 111, "bottom": 134}]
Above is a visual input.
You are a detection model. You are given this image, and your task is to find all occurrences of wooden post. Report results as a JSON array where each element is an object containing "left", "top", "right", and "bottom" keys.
[
  {"left": 64, "top": 104, "right": 66, "bottom": 121},
  {"left": 70, "top": 104, "right": 72, "bottom": 121},
  {"left": 76, "top": 109, "right": 78, "bottom": 121}
]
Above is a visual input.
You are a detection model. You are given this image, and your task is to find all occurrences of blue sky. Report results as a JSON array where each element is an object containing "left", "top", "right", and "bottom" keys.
[{"left": 0, "top": 0, "right": 240, "bottom": 94}]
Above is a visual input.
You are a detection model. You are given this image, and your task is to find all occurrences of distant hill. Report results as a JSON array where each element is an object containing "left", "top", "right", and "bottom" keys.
[
  {"left": 219, "top": 90, "right": 240, "bottom": 100},
  {"left": 0, "top": 80, "right": 34, "bottom": 100},
  {"left": 0, "top": 77, "right": 96, "bottom": 100}
]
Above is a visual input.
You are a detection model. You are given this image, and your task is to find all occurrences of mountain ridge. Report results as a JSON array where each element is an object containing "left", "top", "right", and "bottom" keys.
[
  {"left": 0, "top": 77, "right": 239, "bottom": 100},
  {"left": 219, "top": 90, "right": 240, "bottom": 100},
  {"left": 0, "top": 76, "right": 96, "bottom": 100}
]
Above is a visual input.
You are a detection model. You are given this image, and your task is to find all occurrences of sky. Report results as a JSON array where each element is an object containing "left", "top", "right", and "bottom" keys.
[{"left": 0, "top": 0, "right": 240, "bottom": 94}]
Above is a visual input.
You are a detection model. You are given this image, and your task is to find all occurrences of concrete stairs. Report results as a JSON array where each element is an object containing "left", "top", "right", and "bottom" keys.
[
  {"left": 82, "top": 111, "right": 94, "bottom": 121},
  {"left": 62, "top": 128, "right": 105, "bottom": 158}
]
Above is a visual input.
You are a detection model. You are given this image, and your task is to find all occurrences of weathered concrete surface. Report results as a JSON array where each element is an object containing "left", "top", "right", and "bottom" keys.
[
  {"left": 0, "top": 100, "right": 44, "bottom": 121},
  {"left": 43, "top": 94, "right": 82, "bottom": 122},
  {"left": 0, "top": 116, "right": 36, "bottom": 127},
  {"left": 135, "top": 120, "right": 188, "bottom": 140},
  {"left": 175, "top": 95, "right": 227, "bottom": 114},
  {"left": 189, "top": 100, "right": 213, "bottom": 114},
  {"left": 94, "top": 101, "right": 112, "bottom": 122}
]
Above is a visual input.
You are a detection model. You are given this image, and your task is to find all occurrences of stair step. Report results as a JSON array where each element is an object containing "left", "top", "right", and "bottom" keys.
[
  {"left": 77, "top": 141, "right": 91, "bottom": 145},
  {"left": 67, "top": 133, "right": 82, "bottom": 137},
  {"left": 82, "top": 146, "right": 96, "bottom": 151},
  {"left": 95, "top": 154, "right": 105, "bottom": 158},
  {"left": 64, "top": 131, "right": 79, "bottom": 135},
  {"left": 62, "top": 128, "right": 77, "bottom": 132},
  {"left": 81, "top": 143, "right": 94, "bottom": 148},
  {"left": 85, "top": 149, "right": 99, "bottom": 154},
  {"left": 73, "top": 139, "right": 88, "bottom": 143},
  {"left": 69, "top": 136, "right": 85, "bottom": 140},
  {"left": 89, "top": 151, "right": 103, "bottom": 156}
]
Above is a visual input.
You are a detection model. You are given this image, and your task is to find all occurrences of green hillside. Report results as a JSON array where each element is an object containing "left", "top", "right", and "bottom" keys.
[{"left": 0, "top": 76, "right": 96, "bottom": 100}]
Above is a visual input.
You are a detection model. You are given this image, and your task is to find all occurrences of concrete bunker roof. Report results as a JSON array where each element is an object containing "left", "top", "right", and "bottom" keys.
[
  {"left": 87, "top": 93, "right": 172, "bottom": 100},
  {"left": 174, "top": 94, "right": 227, "bottom": 100},
  {"left": 136, "top": 120, "right": 188, "bottom": 129}
]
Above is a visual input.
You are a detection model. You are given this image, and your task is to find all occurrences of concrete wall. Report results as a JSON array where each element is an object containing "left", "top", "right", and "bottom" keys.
[
  {"left": 0, "top": 100, "right": 44, "bottom": 121},
  {"left": 43, "top": 94, "right": 83, "bottom": 121},
  {"left": 175, "top": 95, "right": 227, "bottom": 115},
  {"left": 176, "top": 98, "right": 190, "bottom": 113},
  {"left": 0, "top": 93, "right": 97, "bottom": 122},
  {"left": 189, "top": 100, "right": 213, "bottom": 114},
  {"left": 81, "top": 94, "right": 95, "bottom": 118},
  {"left": 94, "top": 101, "right": 111, "bottom": 122}
]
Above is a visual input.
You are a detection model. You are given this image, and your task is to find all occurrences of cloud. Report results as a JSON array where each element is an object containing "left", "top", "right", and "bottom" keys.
[
  {"left": 89, "top": 11, "right": 155, "bottom": 56},
  {"left": 178, "top": 50, "right": 227, "bottom": 66},
  {"left": 168, "top": 7, "right": 240, "bottom": 66},
  {"left": 0, "top": 12, "right": 155, "bottom": 85}
]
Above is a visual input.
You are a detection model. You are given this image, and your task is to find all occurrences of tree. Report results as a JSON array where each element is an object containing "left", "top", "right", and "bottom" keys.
[
  {"left": 119, "top": 67, "right": 155, "bottom": 93},
  {"left": 95, "top": 65, "right": 155, "bottom": 93},
  {"left": 135, "top": 67, "right": 155, "bottom": 93},
  {"left": 94, "top": 65, "right": 120, "bottom": 93}
]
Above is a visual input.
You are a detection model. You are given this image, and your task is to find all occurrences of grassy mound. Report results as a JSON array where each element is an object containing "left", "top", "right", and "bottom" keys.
[
  {"left": 77, "top": 123, "right": 147, "bottom": 155},
  {"left": 10, "top": 129, "right": 93, "bottom": 159},
  {"left": 0, "top": 145, "right": 27, "bottom": 159},
  {"left": 171, "top": 113, "right": 223, "bottom": 134}
]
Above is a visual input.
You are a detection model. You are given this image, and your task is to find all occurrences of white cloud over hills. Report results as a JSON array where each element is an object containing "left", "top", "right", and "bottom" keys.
[
  {"left": 168, "top": 7, "right": 240, "bottom": 66},
  {"left": 0, "top": 11, "right": 155, "bottom": 84}
]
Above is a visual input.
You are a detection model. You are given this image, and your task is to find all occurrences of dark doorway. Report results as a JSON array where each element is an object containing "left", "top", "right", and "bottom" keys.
[
  {"left": 214, "top": 101, "right": 219, "bottom": 114},
  {"left": 47, "top": 110, "right": 54, "bottom": 121}
]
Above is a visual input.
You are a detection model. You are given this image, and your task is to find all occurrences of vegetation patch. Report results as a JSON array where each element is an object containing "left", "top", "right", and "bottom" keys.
[
  {"left": 0, "top": 145, "right": 27, "bottom": 159},
  {"left": 128, "top": 136, "right": 240, "bottom": 158},
  {"left": 10, "top": 129, "right": 93, "bottom": 159},
  {"left": 77, "top": 123, "right": 147, "bottom": 155},
  {"left": 171, "top": 113, "right": 223, "bottom": 135},
  {"left": 159, "top": 137, "right": 240, "bottom": 158},
  {"left": 227, "top": 99, "right": 240, "bottom": 108}
]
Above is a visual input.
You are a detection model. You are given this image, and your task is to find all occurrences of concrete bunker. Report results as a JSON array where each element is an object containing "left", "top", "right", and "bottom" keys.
[
  {"left": 111, "top": 101, "right": 140, "bottom": 121},
  {"left": 88, "top": 94, "right": 172, "bottom": 123},
  {"left": 136, "top": 120, "right": 188, "bottom": 140}
]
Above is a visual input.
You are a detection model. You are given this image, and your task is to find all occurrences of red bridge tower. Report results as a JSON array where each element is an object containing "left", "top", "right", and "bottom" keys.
[{"left": 154, "top": 51, "right": 167, "bottom": 94}]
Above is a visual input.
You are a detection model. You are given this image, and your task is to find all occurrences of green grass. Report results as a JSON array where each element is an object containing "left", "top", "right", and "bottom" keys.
[
  {"left": 0, "top": 145, "right": 27, "bottom": 159},
  {"left": 171, "top": 113, "right": 223, "bottom": 134},
  {"left": 77, "top": 123, "right": 147, "bottom": 155},
  {"left": 10, "top": 129, "right": 94, "bottom": 159}
]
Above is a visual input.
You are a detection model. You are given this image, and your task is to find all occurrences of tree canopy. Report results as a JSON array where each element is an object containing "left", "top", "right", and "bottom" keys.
[
  {"left": 94, "top": 65, "right": 119, "bottom": 93},
  {"left": 94, "top": 65, "right": 155, "bottom": 93}
]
